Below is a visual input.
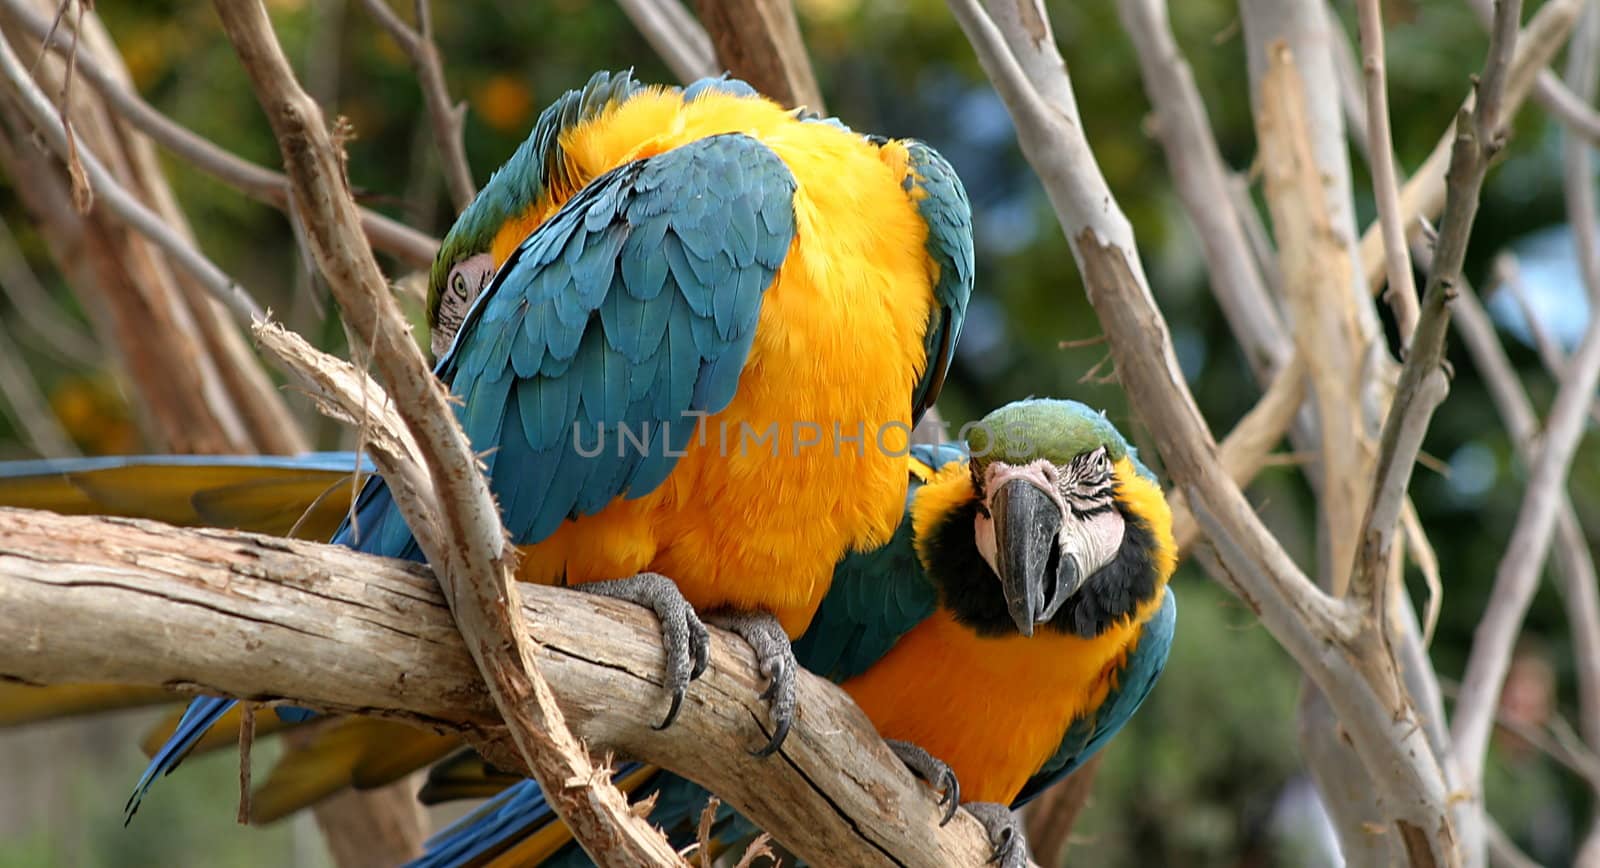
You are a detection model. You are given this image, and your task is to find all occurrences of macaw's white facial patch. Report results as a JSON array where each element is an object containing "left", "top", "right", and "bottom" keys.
[
  {"left": 1061, "top": 507, "right": 1124, "bottom": 581},
  {"left": 433, "top": 252, "right": 496, "bottom": 359}
]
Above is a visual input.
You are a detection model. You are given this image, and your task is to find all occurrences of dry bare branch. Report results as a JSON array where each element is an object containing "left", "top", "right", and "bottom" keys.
[
  {"left": 1116, "top": 0, "right": 1289, "bottom": 382},
  {"left": 943, "top": 2, "right": 1461, "bottom": 862},
  {"left": 616, "top": 0, "right": 716, "bottom": 84},
  {"left": 0, "top": 507, "right": 999, "bottom": 867},
  {"left": 1452, "top": 0, "right": 1600, "bottom": 842},
  {"left": 1354, "top": 0, "right": 1581, "bottom": 296},
  {"left": 1350, "top": 0, "right": 1523, "bottom": 614},
  {"left": 357, "top": 0, "right": 474, "bottom": 210},
  {"left": 0, "top": 28, "right": 265, "bottom": 324},
  {"left": 1355, "top": 0, "right": 1420, "bottom": 345},
  {"left": 0, "top": 0, "right": 438, "bottom": 269},
  {"left": 1254, "top": 41, "right": 1370, "bottom": 589},
  {"left": 692, "top": 0, "right": 823, "bottom": 110},
  {"left": 1464, "top": 0, "right": 1600, "bottom": 145}
]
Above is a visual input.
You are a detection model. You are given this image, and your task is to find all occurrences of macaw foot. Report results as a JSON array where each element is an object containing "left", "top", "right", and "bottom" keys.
[
  {"left": 580, "top": 573, "right": 710, "bottom": 730},
  {"left": 886, "top": 739, "right": 960, "bottom": 825},
  {"left": 964, "top": 801, "right": 1029, "bottom": 868},
  {"left": 706, "top": 610, "right": 796, "bottom": 756}
]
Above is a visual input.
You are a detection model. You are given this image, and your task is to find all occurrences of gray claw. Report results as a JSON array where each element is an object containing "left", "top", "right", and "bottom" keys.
[
  {"left": 887, "top": 739, "right": 961, "bottom": 825},
  {"left": 965, "top": 802, "right": 1028, "bottom": 868},
  {"left": 580, "top": 573, "right": 709, "bottom": 729},
  {"left": 708, "top": 610, "right": 797, "bottom": 756}
]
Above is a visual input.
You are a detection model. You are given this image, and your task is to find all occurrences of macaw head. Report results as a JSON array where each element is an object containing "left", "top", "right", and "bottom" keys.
[
  {"left": 962, "top": 399, "right": 1173, "bottom": 638},
  {"left": 425, "top": 70, "right": 646, "bottom": 359}
]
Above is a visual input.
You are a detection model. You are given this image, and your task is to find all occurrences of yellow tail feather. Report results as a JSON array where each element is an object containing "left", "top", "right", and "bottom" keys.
[{"left": 0, "top": 683, "right": 174, "bottom": 727}]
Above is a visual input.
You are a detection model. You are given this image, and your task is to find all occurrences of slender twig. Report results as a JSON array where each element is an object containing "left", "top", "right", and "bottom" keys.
[
  {"left": 615, "top": 0, "right": 716, "bottom": 84},
  {"left": 0, "top": 320, "right": 79, "bottom": 457},
  {"left": 1116, "top": 0, "right": 1289, "bottom": 382},
  {"left": 1327, "top": 1, "right": 1371, "bottom": 165},
  {"left": 1496, "top": 252, "right": 1571, "bottom": 377},
  {"left": 357, "top": 0, "right": 474, "bottom": 210},
  {"left": 0, "top": 29, "right": 266, "bottom": 324},
  {"left": 1356, "top": 0, "right": 1420, "bottom": 346},
  {"left": 1349, "top": 0, "right": 1522, "bottom": 610},
  {"left": 1465, "top": 0, "right": 1600, "bottom": 145},
  {"left": 0, "top": 217, "right": 98, "bottom": 364},
  {"left": 0, "top": 0, "right": 438, "bottom": 269},
  {"left": 1452, "top": 0, "right": 1600, "bottom": 792},
  {"left": 1354, "top": 0, "right": 1581, "bottom": 296}
]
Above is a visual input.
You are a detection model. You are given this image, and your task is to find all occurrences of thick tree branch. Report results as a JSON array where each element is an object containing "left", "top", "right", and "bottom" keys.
[
  {"left": 0, "top": 0, "right": 438, "bottom": 269},
  {"left": 0, "top": 507, "right": 995, "bottom": 867},
  {"left": 1254, "top": 41, "right": 1370, "bottom": 590},
  {"left": 691, "top": 0, "right": 823, "bottom": 110},
  {"left": 358, "top": 0, "right": 474, "bottom": 210}
]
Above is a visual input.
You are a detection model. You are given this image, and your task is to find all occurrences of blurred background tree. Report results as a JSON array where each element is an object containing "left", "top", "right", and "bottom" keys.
[{"left": 0, "top": 0, "right": 1593, "bottom": 865}]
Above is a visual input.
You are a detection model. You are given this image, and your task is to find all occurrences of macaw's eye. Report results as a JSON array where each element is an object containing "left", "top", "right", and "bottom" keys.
[{"left": 432, "top": 252, "right": 496, "bottom": 360}]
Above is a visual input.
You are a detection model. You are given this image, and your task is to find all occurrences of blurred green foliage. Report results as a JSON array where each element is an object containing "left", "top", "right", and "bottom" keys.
[{"left": 0, "top": 0, "right": 1594, "bottom": 865}]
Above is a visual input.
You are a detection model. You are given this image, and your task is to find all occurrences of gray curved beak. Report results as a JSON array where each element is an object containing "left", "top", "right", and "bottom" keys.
[{"left": 991, "top": 477, "right": 1074, "bottom": 636}]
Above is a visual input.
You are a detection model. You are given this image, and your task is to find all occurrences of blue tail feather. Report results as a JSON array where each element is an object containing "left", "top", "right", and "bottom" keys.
[{"left": 124, "top": 696, "right": 235, "bottom": 823}]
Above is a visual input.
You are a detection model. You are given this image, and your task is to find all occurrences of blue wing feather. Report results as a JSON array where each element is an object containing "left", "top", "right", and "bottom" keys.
[
  {"left": 432, "top": 133, "right": 795, "bottom": 546},
  {"left": 903, "top": 143, "right": 974, "bottom": 424}
]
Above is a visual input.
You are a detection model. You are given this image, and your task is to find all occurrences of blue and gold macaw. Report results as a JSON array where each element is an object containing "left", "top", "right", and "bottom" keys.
[
  {"left": 81, "top": 68, "right": 972, "bottom": 818},
  {"left": 379, "top": 398, "right": 1180, "bottom": 867}
]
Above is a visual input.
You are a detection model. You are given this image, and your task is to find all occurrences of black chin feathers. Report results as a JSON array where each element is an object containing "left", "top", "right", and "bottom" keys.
[{"left": 923, "top": 494, "right": 1159, "bottom": 640}]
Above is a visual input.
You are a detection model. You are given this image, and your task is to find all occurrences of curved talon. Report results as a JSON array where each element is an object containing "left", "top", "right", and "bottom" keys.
[
  {"left": 654, "top": 689, "right": 686, "bottom": 731},
  {"left": 937, "top": 769, "right": 961, "bottom": 826},
  {"left": 579, "top": 573, "right": 709, "bottom": 730},
  {"left": 708, "top": 610, "right": 798, "bottom": 756},
  {"left": 965, "top": 802, "right": 1028, "bottom": 868},
  {"left": 887, "top": 738, "right": 961, "bottom": 825}
]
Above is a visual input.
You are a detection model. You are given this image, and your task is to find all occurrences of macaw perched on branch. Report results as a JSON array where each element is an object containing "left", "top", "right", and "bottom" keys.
[
  {"left": 407, "top": 399, "right": 1177, "bottom": 867},
  {"left": 101, "top": 68, "right": 973, "bottom": 817}
]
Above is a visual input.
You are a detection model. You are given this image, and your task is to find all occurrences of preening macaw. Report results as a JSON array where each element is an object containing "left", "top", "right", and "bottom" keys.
[
  {"left": 7, "top": 68, "right": 974, "bottom": 819},
  {"left": 390, "top": 398, "right": 1180, "bottom": 867}
]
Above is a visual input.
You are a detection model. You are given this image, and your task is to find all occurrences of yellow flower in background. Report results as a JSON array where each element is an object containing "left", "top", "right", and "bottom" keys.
[{"left": 472, "top": 74, "right": 533, "bottom": 133}]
